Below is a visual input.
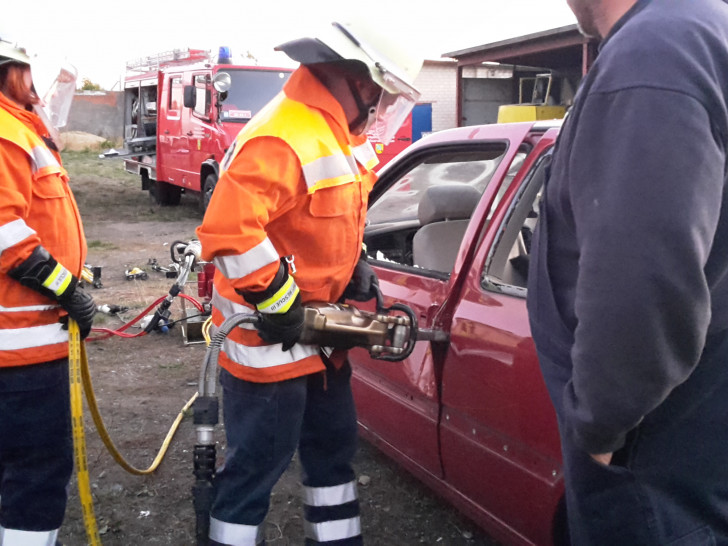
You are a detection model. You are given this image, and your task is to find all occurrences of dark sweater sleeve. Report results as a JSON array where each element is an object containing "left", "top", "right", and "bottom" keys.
[{"left": 562, "top": 86, "right": 725, "bottom": 453}]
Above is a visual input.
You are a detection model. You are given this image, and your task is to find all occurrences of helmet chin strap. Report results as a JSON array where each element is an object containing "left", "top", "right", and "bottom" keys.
[{"left": 346, "top": 78, "right": 378, "bottom": 136}]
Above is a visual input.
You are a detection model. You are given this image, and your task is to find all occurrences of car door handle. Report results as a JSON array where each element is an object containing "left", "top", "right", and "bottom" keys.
[
  {"left": 416, "top": 328, "right": 449, "bottom": 343},
  {"left": 187, "top": 131, "right": 193, "bottom": 136},
  {"left": 164, "top": 130, "right": 170, "bottom": 134}
]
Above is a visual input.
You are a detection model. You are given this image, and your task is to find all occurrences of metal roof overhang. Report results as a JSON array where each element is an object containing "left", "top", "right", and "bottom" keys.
[
  {"left": 444, "top": 25, "right": 591, "bottom": 73},
  {"left": 443, "top": 25, "right": 599, "bottom": 126}
]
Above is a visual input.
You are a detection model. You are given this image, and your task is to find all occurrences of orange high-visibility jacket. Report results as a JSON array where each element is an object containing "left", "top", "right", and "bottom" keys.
[
  {"left": 196, "top": 67, "right": 379, "bottom": 383},
  {"left": 0, "top": 94, "right": 87, "bottom": 367}
]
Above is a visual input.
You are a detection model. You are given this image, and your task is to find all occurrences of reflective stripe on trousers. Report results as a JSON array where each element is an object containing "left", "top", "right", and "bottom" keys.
[
  {"left": 209, "top": 517, "right": 264, "bottom": 546},
  {"left": 0, "top": 526, "right": 58, "bottom": 546},
  {"left": 211, "top": 363, "right": 361, "bottom": 545},
  {"left": 303, "top": 481, "right": 361, "bottom": 543}
]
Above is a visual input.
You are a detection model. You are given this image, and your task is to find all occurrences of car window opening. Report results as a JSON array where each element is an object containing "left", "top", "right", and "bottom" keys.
[
  {"left": 483, "top": 150, "right": 553, "bottom": 295},
  {"left": 365, "top": 145, "right": 509, "bottom": 275}
]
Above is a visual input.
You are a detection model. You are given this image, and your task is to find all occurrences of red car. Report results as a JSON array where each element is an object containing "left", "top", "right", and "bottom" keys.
[{"left": 351, "top": 121, "right": 564, "bottom": 546}]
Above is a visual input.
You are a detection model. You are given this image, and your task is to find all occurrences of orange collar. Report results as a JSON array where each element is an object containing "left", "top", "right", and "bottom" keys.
[
  {"left": 283, "top": 66, "right": 352, "bottom": 139},
  {"left": 0, "top": 92, "right": 50, "bottom": 138}
]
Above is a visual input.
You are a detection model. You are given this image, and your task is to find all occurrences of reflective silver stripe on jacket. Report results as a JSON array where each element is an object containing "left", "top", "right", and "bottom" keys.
[
  {"left": 209, "top": 517, "right": 263, "bottom": 546},
  {"left": 304, "top": 517, "right": 362, "bottom": 543},
  {"left": 303, "top": 481, "right": 358, "bottom": 507},
  {"left": 0, "top": 219, "right": 36, "bottom": 254},
  {"left": 212, "top": 289, "right": 319, "bottom": 367},
  {"left": 302, "top": 152, "right": 359, "bottom": 189},
  {"left": 30, "top": 144, "right": 59, "bottom": 173},
  {"left": 213, "top": 238, "right": 278, "bottom": 281},
  {"left": 0, "top": 525, "right": 59, "bottom": 546},
  {"left": 221, "top": 336, "right": 319, "bottom": 368},
  {"left": 351, "top": 141, "right": 378, "bottom": 170},
  {"left": 0, "top": 323, "right": 67, "bottom": 351},
  {"left": 211, "top": 290, "right": 256, "bottom": 330},
  {"left": 0, "top": 303, "right": 59, "bottom": 312}
]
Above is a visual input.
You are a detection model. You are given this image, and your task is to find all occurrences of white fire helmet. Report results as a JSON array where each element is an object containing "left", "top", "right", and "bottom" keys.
[
  {"left": 0, "top": 38, "right": 78, "bottom": 148},
  {"left": 0, "top": 40, "right": 32, "bottom": 67},
  {"left": 275, "top": 21, "right": 423, "bottom": 144}
]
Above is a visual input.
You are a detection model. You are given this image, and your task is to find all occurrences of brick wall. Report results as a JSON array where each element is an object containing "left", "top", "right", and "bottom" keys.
[
  {"left": 65, "top": 91, "right": 124, "bottom": 142},
  {"left": 414, "top": 59, "right": 459, "bottom": 133}
]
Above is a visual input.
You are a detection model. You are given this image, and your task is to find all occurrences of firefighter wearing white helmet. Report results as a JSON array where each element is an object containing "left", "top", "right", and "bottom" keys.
[
  {"left": 196, "top": 21, "right": 422, "bottom": 546},
  {"left": 0, "top": 38, "right": 95, "bottom": 545},
  {"left": 275, "top": 21, "right": 422, "bottom": 143}
]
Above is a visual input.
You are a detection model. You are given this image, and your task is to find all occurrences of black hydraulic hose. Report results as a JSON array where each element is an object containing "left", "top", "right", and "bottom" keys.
[
  {"left": 197, "top": 312, "right": 259, "bottom": 398},
  {"left": 193, "top": 312, "right": 259, "bottom": 546}
]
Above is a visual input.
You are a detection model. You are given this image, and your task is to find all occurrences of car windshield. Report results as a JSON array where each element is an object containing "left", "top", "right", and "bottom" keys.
[
  {"left": 367, "top": 146, "right": 509, "bottom": 226},
  {"left": 219, "top": 69, "right": 291, "bottom": 123}
]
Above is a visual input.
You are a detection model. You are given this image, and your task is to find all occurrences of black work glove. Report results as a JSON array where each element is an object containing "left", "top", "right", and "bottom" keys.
[
  {"left": 239, "top": 258, "right": 304, "bottom": 351},
  {"left": 59, "top": 286, "right": 97, "bottom": 339},
  {"left": 343, "top": 255, "right": 379, "bottom": 302},
  {"left": 256, "top": 293, "right": 304, "bottom": 351}
]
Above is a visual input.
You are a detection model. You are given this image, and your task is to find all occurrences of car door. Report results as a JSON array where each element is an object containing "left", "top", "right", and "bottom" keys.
[
  {"left": 439, "top": 128, "right": 563, "bottom": 546},
  {"left": 349, "top": 123, "right": 534, "bottom": 482}
]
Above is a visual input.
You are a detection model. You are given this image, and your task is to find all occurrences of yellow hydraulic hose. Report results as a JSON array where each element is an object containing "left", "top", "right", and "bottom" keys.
[
  {"left": 68, "top": 320, "right": 102, "bottom": 546},
  {"left": 201, "top": 316, "right": 213, "bottom": 345},
  {"left": 68, "top": 320, "right": 199, "bottom": 544},
  {"left": 79, "top": 340, "right": 198, "bottom": 474}
]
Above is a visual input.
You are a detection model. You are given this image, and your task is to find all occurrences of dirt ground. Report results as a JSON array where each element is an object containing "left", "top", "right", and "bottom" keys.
[{"left": 56, "top": 151, "right": 500, "bottom": 546}]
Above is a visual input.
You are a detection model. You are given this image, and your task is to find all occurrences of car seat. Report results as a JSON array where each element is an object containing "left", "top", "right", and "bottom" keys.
[{"left": 412, "top": 184, "right": 482, "bottom": 273}]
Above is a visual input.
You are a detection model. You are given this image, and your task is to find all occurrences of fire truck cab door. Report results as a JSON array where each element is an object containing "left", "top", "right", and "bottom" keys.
[
  {"left": 186, "top": 71, "right": 214, "bottom": 191},
  {"left": 157, "top": 73, "right": 189, "bottom": 186}
]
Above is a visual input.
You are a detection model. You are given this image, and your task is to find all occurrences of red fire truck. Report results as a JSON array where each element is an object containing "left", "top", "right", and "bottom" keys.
[{"left": 120, "top": 48, "right": 292, "bottom": 211}]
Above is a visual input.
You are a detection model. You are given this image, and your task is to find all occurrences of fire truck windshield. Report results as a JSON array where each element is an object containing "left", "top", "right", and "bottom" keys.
[{"left": 219, "top": 69, "right": 291, "bottom": 122}]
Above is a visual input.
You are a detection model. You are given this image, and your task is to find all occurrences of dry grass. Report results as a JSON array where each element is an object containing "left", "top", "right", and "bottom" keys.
[{"left": 62, "top": 151, "right": 202, "bottom": 223}]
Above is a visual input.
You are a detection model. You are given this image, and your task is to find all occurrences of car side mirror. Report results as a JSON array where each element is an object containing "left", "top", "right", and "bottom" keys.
[{"left": 183, "top": 85, "right": 196, "bottom": 108}]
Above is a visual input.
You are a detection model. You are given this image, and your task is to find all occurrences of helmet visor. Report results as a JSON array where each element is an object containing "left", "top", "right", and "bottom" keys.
[
  {"left": 368, "top": 85, "right": 418, "bottom": 144},
  {"left": 368, "top": 67, "right": 420, "bottom": 144},
  {"left": 40, "top": 64, "right": 77, "bottom": 128}
]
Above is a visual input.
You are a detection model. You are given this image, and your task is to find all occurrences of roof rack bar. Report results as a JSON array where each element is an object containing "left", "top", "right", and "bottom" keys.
[{"left": 126, "top": 48, "right": 211, "bottom": 72}]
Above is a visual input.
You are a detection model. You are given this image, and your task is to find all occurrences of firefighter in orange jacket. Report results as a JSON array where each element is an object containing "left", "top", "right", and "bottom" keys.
[
  {"left": 0, "top": 40, "right": 96, "bottom": 544},
  {"left": 196, "top": 21, "right": 422, "bottom": 545}
]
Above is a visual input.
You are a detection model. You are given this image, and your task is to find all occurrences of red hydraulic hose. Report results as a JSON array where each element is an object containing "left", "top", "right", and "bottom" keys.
[
  {"left": 180, "top": 293, "right": 205, "bottom": 312},
  {"left": 86, "top": 296, "right": 167, "bottom": 341},
  {"left": 87, "top": 289, "right": 206, "bottom": 342}
]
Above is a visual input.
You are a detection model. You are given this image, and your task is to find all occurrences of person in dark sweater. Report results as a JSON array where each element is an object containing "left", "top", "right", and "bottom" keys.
[{"left": 527, "top": 0, "right": 728, "bottom": 543}]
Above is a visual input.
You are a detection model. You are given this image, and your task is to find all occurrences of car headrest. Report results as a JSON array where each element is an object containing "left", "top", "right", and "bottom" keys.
[{"left": 418, "top": 184, "right": 482, "bottom": 225}]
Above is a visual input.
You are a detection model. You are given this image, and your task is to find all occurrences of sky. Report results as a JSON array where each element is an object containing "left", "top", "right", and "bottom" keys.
[{"left": 4, "top": 0, "right": 577, "bottom": 91}]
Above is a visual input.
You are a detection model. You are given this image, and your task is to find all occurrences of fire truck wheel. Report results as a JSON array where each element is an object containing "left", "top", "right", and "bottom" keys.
[
  {"left": 149, "top": 180, "right": 182, "bottom": 208},
  {"left": 200, "top": 173, "right": 217, "bottom": 213}
]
